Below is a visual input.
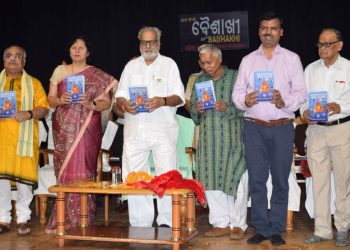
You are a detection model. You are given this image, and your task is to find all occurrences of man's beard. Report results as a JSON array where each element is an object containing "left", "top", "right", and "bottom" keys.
[{"left": 141, "top": 49, "right": 159, "bottom": 61}]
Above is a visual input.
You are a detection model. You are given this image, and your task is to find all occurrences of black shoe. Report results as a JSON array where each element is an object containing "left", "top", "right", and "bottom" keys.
[
  {"left": 270, "top": 234, "right": 286, "bottom": 246},
  {"left": 158, "top": 224, "right": 170, "bottom": 228},
  {"left": 247, "top": 233, "right": 268, "bottom": 244}
]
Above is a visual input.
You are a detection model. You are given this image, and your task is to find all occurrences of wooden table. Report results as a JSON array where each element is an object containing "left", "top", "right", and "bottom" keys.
[{"left": 49, "top": 183, "right": 197, "bottom": 250}]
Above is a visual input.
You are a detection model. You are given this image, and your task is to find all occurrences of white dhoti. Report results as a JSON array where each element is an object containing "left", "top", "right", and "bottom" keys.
[
  {"left": 205, "top": 171, "right": 249, "bottom": 230},
  {"left": 0, "top": 179, "right": 33, "bottom": 224}
]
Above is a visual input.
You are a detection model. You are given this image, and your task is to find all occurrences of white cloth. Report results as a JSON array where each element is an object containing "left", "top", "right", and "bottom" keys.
[
  {"left": 116, "top": 54, "right": 184, "bottom": 227},
  {"left": 0, "top": 179, "right": 33, "bottom": 224},
  {"left": 34, "top": 112, "right": 57, "bottom": 196},
  {"left": 248, "top": 169, "right": 301, "bottom": 211},
  {"left": 101, "top": 121, "right": 118, "bottom": 150},
  {"left": 123, "top": 138, "right": 177, "bottom": 227},
  {"left": 128, "top": 195, "right": 172, "bottom": 227},
  {"left": 101, "top": 121, "right": 119, "bottom": 172},
  {"left": 33, "top": 165, "right": 57, "bottom": 196},
  {"left": 46, "top": 108, "right": 55, "bottom": 150},
  {"left": 38, "top": 121, "right": 47, "bottom": 147},
  {"left": 305, "top": 172, "right": 336, "bottom": 219},
  {"left": 205, "top": 171, "right": 249, "bottom": 230},
  {"left": 300, "top": 55, "right": 350, "bottom": 121}
]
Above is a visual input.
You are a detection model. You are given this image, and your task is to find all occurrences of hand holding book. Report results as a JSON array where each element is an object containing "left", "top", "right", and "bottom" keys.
[
  {"left": 58, "top": 92, "right": 72, "bottom": 105},
  {"left": 195, "top": 100, "right": 206, "bottom": 114},
  {"left": 146, "top": 97, "right": 166, "bottom": 112},
  {"left": 271, "top": 90, "right": 285, "bottom": 109},
  {"left": 76, "top": 94, "right": 94, "bottom": 109},
  {"left": 326, "top": 102, "right": 341, "bottom": 116},
  {"left": 244, "top": 91, "right": 258, "bottom": 107},
  {"left": 122, "top": 100, "right": 139, "bottom": 115},
  {"left": 214, "top": 100, "right": 227, "bottom": 112}
]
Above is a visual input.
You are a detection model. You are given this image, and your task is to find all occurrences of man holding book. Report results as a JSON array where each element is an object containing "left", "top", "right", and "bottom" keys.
[
  {"left": 0, "top": 45, "right": 49, "bottom": 235},
  {"left": 189, "top": 44, "right": 248, "bottom": 240},
  {"left": 115, "top": 26, "right": 185, "bottom": 227},
  {"left": 232, "top": 11, "right": 306, "bottom": 245},
  {"left": 300, "top": 28, "right": 350, "bottom": 247}
]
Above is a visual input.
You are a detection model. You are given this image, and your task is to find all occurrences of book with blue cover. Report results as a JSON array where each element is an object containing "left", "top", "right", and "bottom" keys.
[
  {"left": 308, "top": 91, "right": 328, "bottom": 122},
  {"left": 194, "top": 80, "right": 216, "bottom": 110},
  {"left": 254, "top": 70, "right": 274, "bottom": 101},
  {"left": 129, "top": 86, "right": 149, "bottom": 112},
  {"left": 66, "top": 75, "right": 85, "bottom": 103},
  {"left": 0, "top": 91, "right": 17, "bottom": 118}
]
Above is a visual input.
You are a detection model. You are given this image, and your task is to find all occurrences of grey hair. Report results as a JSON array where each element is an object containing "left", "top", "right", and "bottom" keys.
[
  {"left": 198, "top": 44, "right": 222, "bottom": 58},
  {"left": 138, "top": 26, "right": 162, "bottom": 41},
  {"left": 3, "top": 45, "right": 27, "bottom": 62},
  {"left": 320, "top": 28, "right": 343, "bottom": 41}
]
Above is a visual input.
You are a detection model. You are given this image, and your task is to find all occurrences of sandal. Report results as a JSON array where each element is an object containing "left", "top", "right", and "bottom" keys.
[
  {"left": 0, "top": 223, "right": 10, "bottom": 234},
  {"left": 17, "top": 222, "right": 31, "bottom": 236},
  {"left": 304, "top": 234, "right": 332, "bottom": 244}
]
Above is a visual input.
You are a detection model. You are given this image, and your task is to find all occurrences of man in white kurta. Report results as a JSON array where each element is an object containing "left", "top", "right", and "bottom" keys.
[
  {"left": 300, "top": 28, "right": 350, "bottom": 247},
  {"left": 115, "top": 26, "right": 184, "bottom": 227}
]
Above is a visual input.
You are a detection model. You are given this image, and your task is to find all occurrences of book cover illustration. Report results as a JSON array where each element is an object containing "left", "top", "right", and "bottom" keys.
[
  {"left": 129, "top": 86, "right": 149, "bottom": 112},
  {"left": 0, "top": 91, "right": 17, "bottom": 118},
  {"left": 254, "top": 70, "right": 274, "bottom": 101},
  {"left": 194, "top": 80, "right": 216, "bottom": 110},
  {"left": 66, "top": 75, "right": 85, "bottom": 103},
  {"left": 308, "top": 91, "right": 328, "bottom": 122}
]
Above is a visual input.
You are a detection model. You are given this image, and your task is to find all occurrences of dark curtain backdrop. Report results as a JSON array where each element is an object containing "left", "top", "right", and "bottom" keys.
[{"left": 1, "top": 0, "right": 349, "bottom": 102}]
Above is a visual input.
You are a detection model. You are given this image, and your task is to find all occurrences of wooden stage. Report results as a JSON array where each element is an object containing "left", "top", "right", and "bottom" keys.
[{"left": 0, "top": 183, "right": 346, "bottom": 250}]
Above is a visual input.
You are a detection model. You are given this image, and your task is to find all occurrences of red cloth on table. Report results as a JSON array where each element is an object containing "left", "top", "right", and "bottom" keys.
[{"left": 128, "top": 170, "right": 206, "bottom": 206}]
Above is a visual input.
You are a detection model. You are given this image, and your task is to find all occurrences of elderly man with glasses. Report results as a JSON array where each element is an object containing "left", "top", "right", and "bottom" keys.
[
  {"left": 115, "top": 26, "right": 185, "bottom": 227},
  {"left": 301, "top": 28, "right": 350, "bottom": 247},
  {"left": 0, "top": 45, "right": 49, "bottom": 236}
]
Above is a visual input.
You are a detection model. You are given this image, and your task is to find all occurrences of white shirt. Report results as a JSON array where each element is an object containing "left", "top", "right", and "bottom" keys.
[
  {"left": 115, "top": 54, "right": 185, "bottom": 142},
  {"left": 300, "top": 55, "right": 350, "bottom": 121}
]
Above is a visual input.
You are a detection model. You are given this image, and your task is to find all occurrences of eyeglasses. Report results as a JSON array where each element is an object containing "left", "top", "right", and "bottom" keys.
[
  {"left": 316, "top": 41, "right": 340, "bottom": 48},
  {"left": 139, "top": 40, "right": 158, "bottom": 47},
  {"left": 5, "top": 53, "right": 24, "bottom": 60}
]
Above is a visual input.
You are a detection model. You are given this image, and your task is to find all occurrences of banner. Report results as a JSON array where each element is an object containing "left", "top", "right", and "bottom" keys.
[{"left": 179, "top": 11, "right": 249, "bottom": 52}]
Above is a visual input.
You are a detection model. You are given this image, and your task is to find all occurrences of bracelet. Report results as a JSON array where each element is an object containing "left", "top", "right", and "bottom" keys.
[
  {"left": 163, "top": 97, "right": 167, "bottom": 106},
  {"left": 28, "top": 110, "right": 33, "bottom": 119}
]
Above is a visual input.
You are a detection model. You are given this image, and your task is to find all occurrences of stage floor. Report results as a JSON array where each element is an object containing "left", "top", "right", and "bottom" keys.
[{"left": 0, "top": 188, "right": 346, "bottom": 250}]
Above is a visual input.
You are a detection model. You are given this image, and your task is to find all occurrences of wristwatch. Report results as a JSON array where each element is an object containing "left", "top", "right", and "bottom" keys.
[
  {"left": 28, "top": 110, "right": 33, "bottom": 119},
  {"left": 92, "top": 101, "right": 97, "bottom": 110}
]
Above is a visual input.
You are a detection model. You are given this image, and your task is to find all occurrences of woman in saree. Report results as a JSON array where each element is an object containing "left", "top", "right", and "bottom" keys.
[{"left": 45, "top": 36, "right": 118, "bottom": 233}]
